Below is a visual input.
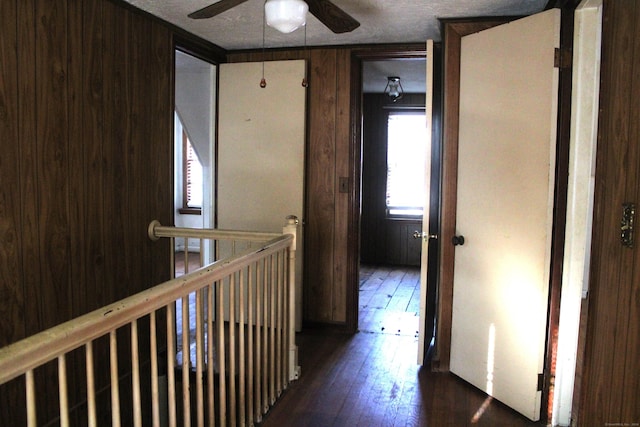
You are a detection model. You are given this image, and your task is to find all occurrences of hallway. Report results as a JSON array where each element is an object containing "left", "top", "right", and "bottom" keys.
[{"left": 260, "top": 265, "right": 544, "bottom": 426}]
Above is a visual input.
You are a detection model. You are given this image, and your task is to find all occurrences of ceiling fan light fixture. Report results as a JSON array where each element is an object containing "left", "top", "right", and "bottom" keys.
[
  {"left": 265, "top": 0, "right": 309, "bottom": 34},
  {"left": 384, "top": 76, "right": 404, "bottom": 102}
]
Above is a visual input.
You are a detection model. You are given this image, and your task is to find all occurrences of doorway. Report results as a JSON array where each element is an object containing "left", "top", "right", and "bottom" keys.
[
  {"left": 355, "top": 48, "right": 442, "bottom": 363},
  {"left": 173, "top": 49, "right": 216, "bottom": 365},
  {"left": 173, "top": 50, "right": 216, "bottom": 236},
  {"left": 360, "top": 90, "right": 426, "bottom": 267}
]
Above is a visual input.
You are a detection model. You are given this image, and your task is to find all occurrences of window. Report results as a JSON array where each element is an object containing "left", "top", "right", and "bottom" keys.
[
  {"left": 386, "top": 111, "right": 427, "bottom": 217},
  {"left": 179, "top": 123, "right": 203, "bottom": 215}
]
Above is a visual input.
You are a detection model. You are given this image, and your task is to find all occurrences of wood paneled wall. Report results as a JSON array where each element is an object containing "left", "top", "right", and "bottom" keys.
[
  {"left": 578, "top": 1, "right": 640, "bottom": 424},
  {"left": 0, "top": 0, "right": 179, "bottom": 422}
]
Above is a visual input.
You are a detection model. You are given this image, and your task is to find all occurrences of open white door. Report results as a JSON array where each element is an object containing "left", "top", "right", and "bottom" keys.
[
  {"left": 417, "top": 40, "right": 434, "bottom": 365},
  {"left": 449, "top": 9, "right": 560, "bottom": 421},
  {"left": 218, "top": 60, "right": 306, "bottom": 330}
]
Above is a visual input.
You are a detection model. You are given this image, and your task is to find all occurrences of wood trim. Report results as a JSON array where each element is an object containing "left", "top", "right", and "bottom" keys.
[
  {"left": 346, "top": 51, "right": 363, "bottom": 333},
  {"left": 542, "top": 4, "right": 575, "bottom": 422},
  {"left": 229, "top": 43, "right": 426, "bottom": 59}
]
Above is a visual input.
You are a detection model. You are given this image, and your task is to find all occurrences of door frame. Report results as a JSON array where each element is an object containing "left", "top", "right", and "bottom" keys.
[
  {"left": 348, "top": 44, "right": 441, "bottom": 346},
  {"left": 437, "top": 10, "right": 575, "bottom": 422}
]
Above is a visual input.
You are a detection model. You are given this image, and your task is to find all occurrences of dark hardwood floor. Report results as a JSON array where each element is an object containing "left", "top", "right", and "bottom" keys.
[{"left": 260, "top": 265, "right": 545, "bottom": 427}]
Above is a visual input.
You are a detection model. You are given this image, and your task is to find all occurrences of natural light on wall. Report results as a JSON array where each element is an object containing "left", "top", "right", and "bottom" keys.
[{"left": 386, "top": 112, "right": 427, "bottom": 217}]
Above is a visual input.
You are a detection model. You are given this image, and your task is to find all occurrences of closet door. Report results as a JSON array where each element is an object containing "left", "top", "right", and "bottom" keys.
[
  {"left": 217, "top": 60, "right": 306, "bottom": 329},
  {"left": 580, "top": 1, "right": 640, "bottom": 424}
]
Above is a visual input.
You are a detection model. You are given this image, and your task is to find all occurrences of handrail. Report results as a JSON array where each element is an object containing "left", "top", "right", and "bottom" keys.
[
  {"left": 148, "top": 220, "right": 281, "bottom": 242},
  {"left": 0, "top": 233, "right": 292, "bottom": 386}
]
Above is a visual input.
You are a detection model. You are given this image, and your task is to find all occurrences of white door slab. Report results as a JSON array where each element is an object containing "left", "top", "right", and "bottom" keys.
[{"left": 450, "top": 9, "right": 560, "bottom": 421}]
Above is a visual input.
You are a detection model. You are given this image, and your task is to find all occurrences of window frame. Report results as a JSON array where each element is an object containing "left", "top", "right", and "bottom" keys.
[{"left": 385, "top": 109, "right": 427, "bottom": 220}]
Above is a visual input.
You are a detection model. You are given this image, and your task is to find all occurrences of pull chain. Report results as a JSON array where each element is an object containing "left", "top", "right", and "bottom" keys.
[
  {"left": 302, "top": 24, "right": 308, "bottom": 87},
  {"left": 260, "top": 2, "right": 267, "bottom": 88}
]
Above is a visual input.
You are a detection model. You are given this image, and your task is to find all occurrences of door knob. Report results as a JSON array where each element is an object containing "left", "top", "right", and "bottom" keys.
[
  {"left": 413, "top": 231, "right": 438, "bottom": 241},
  {"left": 452, "top": 235, "right": 465, "bottom": 246}
]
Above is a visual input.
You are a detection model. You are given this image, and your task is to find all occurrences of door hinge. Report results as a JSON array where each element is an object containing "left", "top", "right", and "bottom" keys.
[
  {"left": 537, "top": 372, "right": 545, "bottom": 391},
  {"left": 554, "top": 47, "right": 572, "bottom": 69},
  {"left": 621, "top": 202, "right": 636, "bottom": 248}
]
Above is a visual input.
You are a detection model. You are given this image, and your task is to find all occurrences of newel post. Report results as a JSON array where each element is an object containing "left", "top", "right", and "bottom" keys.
[{"left": 283, "top": 215, "right": 301, "bottom": 380}]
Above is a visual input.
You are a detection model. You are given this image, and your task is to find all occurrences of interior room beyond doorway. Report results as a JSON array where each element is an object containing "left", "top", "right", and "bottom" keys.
[{"left": 359, "top": 264, "right": 421, "bottom": 338}]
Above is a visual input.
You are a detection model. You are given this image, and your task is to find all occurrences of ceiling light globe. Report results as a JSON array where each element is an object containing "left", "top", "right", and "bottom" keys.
[{"left": 265, "top": 0, "right": 309, "bottom": 34}]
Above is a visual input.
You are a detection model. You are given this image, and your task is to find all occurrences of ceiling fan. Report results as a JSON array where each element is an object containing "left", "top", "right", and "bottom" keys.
[{"left": 188, "top": 0, "right": 360, "bottom": 34}]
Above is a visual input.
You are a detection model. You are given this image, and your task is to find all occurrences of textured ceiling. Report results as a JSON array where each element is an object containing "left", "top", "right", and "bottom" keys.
[
  {"left": 137, "top": 0, "right": 547, "bottom": 95},
  {"left": 124, "top": 0, "right": 548, "bottom": 51},
  {"left": 363, "top": 59, "right": 426, "bottom": 93}
]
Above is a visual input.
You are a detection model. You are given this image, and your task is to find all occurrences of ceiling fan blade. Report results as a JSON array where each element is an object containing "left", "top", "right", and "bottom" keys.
[
  {"left": 305, "top": 0, "right": 360, "bottom": 33},
  {"left": 188, "top": 0, "right": 251, "bottom": 19}
]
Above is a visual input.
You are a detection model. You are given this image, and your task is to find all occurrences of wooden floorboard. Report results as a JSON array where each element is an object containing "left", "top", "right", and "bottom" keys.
[{"left": 260, "top": 265, "right": 545, "bottom": 427}]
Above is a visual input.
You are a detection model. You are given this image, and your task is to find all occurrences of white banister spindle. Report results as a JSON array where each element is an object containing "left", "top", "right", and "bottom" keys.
[
  {"left": 283, "top": 249, "right": 291, "bottom": 386},
  {"left": 262, "top": 257, "right": 269, "bottom": 414},
  {"left": 110, "top": 331, "right": 121, "bottom": 427},
  {"left": 282, "top": 250, "right": 288, "bottom": 389},
  {"left": 130, "top": 320, "right": 142, "bottom": 427},
  {"left": 217, "top": 279, "right": 227, "bottom": 426},
  {"left": 184, "top": 238, "right": 190, "bottom": 274},
  {"left": 255, "top": 259, "right": 263, "bottom": 423},
  {"left": 170, "top": 237, "right": 176, "bottom": 278},
  {"left": 269, "top": 254, "right": 277, "bottom": 405},
  {"left": 247, "top": 263, "right": 255, "bottom": 426},
  {"left": 26, "top": 370, "right": 36, "bottom": 427},
  {"left": 195, "top": 288, "right": 204, "bottom": 427},
  {"left": 239, "top": 268, "right": 246, "bottom": 427},
  {"left": 229, "top": 273, "right": 237, "bottom": 427},
  {"left": 276, "top": 251, "right": 283, "bottom": 395},
  {"left": 149, "top": 311, "right": 160, "bottom": 427},
  {"left": 58, "top": 355, "right": 69, "bottom": 427},
  {"left": 166, "top": 304, "right": 177, "bottom": 427},
  {"left": 207, "top": 283, "right": 215, "bottom": 426},
  {"left": 283, "top": 216, "right": 299, "bottom": 381},
  {"left": 86, "top": 342, "right": 97, "bottom": 427},
  {"left": 181, "top": 296, "right": 190, "bottom": 427}
]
